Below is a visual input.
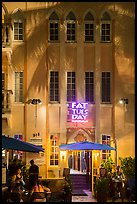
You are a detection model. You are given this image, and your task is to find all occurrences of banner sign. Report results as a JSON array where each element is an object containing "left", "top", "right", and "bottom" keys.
[{"left": 68, "top": 102, "right": 88, "bottom": 122}]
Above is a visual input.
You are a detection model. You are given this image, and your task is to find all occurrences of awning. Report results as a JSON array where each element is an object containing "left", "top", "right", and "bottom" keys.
[
  {"left": 2, "top": 135, "right": 44, "bottom": 153},
  {"left": 59, "top": 141, "right": 115, "bottom": 151}
]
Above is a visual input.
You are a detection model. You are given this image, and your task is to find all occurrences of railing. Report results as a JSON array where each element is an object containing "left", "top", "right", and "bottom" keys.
[{"left": 2, "top": 90, "right": 13, "bottom": 113}]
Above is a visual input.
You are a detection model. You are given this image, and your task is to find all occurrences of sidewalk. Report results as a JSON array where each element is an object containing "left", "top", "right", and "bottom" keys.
[
  {"left": 72, "top": 190, "right": 129, "bottom": 202},
  {"left": 72, "top": 190, "right": 97, "bottom": 202}
]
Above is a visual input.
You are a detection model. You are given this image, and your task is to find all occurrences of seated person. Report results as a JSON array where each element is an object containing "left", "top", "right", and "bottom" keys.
[
  {"left": 30, "top": 179, "right": 51, "bottom": 202},
  {"left": 9, "top": 181, "right": 24, "bottom": 202},
  {"left": 15, "top": 168, "right": 25, "bottom": 187}
]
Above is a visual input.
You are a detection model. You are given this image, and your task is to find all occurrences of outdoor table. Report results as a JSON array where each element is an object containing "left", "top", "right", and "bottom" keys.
[{"left": 22, "top": 189, "right": 31, "bottom": 202}]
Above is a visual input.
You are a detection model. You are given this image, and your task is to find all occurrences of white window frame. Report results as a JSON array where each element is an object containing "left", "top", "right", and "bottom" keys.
[
  {"left": 13, "top": 134, "right": 23, "bottom": 160},
  {"left": 48, "top": 20, "right": 59, "bottom": 42},
  {"left": 14, "top": 71, "right": 24, "bottom": 103},
  {"left": 66, "top": 20, "right": 76, "bottom": 43},
  {"left": 50, "top": 134, "right": 59, "bottom": 166},
  {"left": 100, "top": 20, "right": 111, "bottom": 42},
  {"left": 13, "top": 19, "right": 24, "bottom": 41},
  {"left": 84, "top": 20, "right": 95, "bottom": 43},
  {"left": 101, "top": 134, "right": 111, "bottom": 161}
]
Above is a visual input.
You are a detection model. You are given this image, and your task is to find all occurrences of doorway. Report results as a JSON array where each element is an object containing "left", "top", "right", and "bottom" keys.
[{"left": 68, "top": 150, "right": 92, "bottom": 190}]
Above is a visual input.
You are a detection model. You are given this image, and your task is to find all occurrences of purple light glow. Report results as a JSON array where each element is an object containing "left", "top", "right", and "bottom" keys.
[{"left": 71, "top": 102, "right": 88, "bottom": 123}]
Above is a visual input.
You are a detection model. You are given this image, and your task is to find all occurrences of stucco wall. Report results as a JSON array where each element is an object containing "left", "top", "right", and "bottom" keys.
[{"left": 2, "top": 2, "right": 135, "bottom": 177}]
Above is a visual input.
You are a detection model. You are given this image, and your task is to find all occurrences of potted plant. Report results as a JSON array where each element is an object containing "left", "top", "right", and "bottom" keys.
[
  {"left": 119, "top": 157, "right": 135, "bottom": 180},
  {"left": 119, "top": 156, "right": 135, "bottom": 200},
  {"left": 95, "top": 177, "right": 109, "bottom": 202},
  {"left": 100, "top": 157, "right": 115, "bottom": 179}
]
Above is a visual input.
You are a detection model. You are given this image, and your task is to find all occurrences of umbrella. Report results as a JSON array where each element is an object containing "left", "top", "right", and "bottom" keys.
[
  {"left": 2, "top": 135, "right": 44, "bottom": 153},
  {"left": 59, "top": 141, "right": 115, "bottom": 151}
]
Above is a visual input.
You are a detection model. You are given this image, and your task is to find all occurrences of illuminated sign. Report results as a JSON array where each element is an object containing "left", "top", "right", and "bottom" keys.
[{"left": 69, "top": 102, "right": 88, "bottom": 122}]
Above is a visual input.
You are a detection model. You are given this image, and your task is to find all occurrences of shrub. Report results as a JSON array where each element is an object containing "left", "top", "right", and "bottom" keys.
[
  {"left": 95, "top": 177, "right": 109, "bottom": 202},
  {"left": 119, "top": 157, "right": 135, "bottom": 179}
]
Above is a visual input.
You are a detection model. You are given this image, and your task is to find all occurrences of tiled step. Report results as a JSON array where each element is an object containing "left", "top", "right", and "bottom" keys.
[
  {"left": 70, "top": 174, "right": 89, "bottom": 192},
  {"left": 71, "top": 189, "right": 88, "bottom": 196}
]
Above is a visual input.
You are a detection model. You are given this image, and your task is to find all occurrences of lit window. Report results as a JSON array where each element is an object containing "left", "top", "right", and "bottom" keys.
[
  {"left": 14, "top": 20, "right": 23, "bottom": 41},
  {"left": 84, "top": 12, "right": 94, "bottom": 42},
  {"left": 102, "top": 134, "right": 111, "bottom": 161},
  {"left": 67, "top": 72, "right": 76, "bottom": 102},
  {"left": 15, "top": 72, "right": 24, "bottom": 102},
  {"left": 13, "top": 134, "right": 23, "bottom": 160},
  {"left": 49, "top": 71, "right": 59, "bottom": 102},
  {"left": 85, "top": 72, "right": 94, "bottom": 103},
  {"left": 50, "top": 134, "right": 59, "bottom": 166},
  {"left": 101, "top": 12, "right": 111, "bottom": 42},
  {"left": 49, "top": 12, "right": 59, "bottom": 42},
  {"left": 66, "top": 12, "right": 76, "bottom": 42},
  {"left": 101, "top": 72, "right": 111, "bottom": 103}
]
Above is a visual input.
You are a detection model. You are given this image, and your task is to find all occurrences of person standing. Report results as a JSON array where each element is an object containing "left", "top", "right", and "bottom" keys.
[{"left": 29, "top": 160, "right": 39, "bottom": 190}]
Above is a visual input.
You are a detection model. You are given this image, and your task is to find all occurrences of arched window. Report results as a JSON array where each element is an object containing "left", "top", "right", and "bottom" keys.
[
  {"left": 84, "top": 12, "right": 94, "bottom": 42},
  {"left": 12, "top": 9, "right": 24, "bottom": 41},
  {"left": 66, "top": 11, "right": 76, "bottom": 42},
  {"left": 100, "top": 11, "right": 111, "bottom": 42},
  {"left": 49, "top": 11, "right": 59, "bottom": 42}
]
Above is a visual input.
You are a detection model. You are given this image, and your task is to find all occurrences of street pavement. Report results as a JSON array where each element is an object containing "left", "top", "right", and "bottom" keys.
[
  {"left": 72, "top": 190, "right": 129, "bottom": 202},
  {"left": 72, "top": 189, "right": 97, "bottom": 202}
]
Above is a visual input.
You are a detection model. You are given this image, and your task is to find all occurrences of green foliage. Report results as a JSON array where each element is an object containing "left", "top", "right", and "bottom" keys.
[
  {"left": 101, "top": 157, "right": 115, "bottom": 178},
  {"left": 96, "top": 177, "right": 109, "bottom": 192},
  {"left": 21, "top": 165, "right": 29, "bottom": 182},
  {"left": 119, "top": 156, "right": 135, "bottom": 179},
  {"left": 95, "top": 177, "right": 109, "bottom": 202},
  {"left": 64, "top": 173, "right": 72, "bottom": 192}
]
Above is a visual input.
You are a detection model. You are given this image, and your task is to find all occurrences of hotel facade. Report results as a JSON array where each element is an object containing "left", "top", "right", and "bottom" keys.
[{"left": 2, "top": 2, "right": 135, "bottom": 188}]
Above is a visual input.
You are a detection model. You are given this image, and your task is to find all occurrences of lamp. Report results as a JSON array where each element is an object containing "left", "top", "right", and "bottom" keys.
[
  {"left": 119, "top": 98, "right": 128, "bottom": 105},
  {"left": 26, "top": 99, "right": 42, "bottom": 105},
  {"left": 119, "top": 98, "right": 128, "bottom": 112},
  {"left": 26, "top": 98, "right": 42, "bottom": 127},
  {"left": 31, "top": 99, "right": 42, "bottom": 105}
]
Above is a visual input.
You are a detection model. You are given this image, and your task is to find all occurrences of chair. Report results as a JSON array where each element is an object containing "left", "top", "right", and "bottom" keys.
[
  {"left": 8, "top": 192, "right": 21, "bottom": 202},
  {"left": 31, "top": 192, "right": 46, "bottom": 202}
]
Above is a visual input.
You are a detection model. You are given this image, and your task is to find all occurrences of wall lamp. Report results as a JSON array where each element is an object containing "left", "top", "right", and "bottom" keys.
[
  {"left": 119, "top": 98, "right": 128, "bottom": 113},
  {"left": 26, "top": 98, "right": 42, "bottom": 127},
  {"left": 119, "top": 98, "right": 128, "bottom": 105},
  {"left": 26, "top": 98, "right": 42, "bottom": 105}
]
